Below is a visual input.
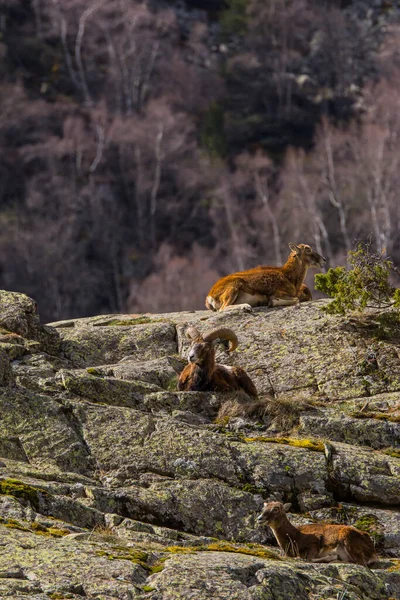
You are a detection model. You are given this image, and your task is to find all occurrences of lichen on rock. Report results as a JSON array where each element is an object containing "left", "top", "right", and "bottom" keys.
[{"left": 0, "top": 292, "right": 399, "bottom": 598}]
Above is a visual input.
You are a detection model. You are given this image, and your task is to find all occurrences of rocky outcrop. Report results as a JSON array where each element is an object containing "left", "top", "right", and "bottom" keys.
[{"left": 0, "top": 290, "right": 399, "bottom": 599}]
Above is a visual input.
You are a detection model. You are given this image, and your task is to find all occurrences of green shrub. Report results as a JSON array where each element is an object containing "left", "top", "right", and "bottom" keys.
[
  {"left": 220, "top": 0, "right": 249, "bottom": 37},
  {"left": 315, "top": 241, "right": 400, "bottom": 315}
]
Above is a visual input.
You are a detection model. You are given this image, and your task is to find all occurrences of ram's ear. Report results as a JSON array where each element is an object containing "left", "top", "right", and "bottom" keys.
[
  {"left": 283, "top": 503, "right": 292, "bottom": 513},
  {"left": 288, "top": 243, "right": 300, "bottom": 254}
]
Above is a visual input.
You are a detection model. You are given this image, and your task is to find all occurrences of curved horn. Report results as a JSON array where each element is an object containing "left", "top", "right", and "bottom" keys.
[
  {"left": 185, "top": 326, "right": 203, "bottom": 342},
  {"left": 202, "top": 328, "right": 238, "bottom": 352}
]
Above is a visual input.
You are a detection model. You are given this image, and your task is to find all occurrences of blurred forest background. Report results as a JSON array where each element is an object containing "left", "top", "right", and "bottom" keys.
[{"left": 1, "top": 0, "right": 400, "bottom": 321}]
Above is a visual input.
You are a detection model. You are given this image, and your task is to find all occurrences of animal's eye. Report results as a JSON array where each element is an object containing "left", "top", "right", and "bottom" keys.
[
  {"left": 305, "top": 247, "right": 312, "bottom": 253},
  {"left": 273, "top": 507, "right": 279, "bottom": 512}
]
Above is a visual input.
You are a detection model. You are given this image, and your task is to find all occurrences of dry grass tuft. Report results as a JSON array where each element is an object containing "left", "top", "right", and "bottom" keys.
[{"left": 216, "top": 395, "right": 312, "bottom": 433}]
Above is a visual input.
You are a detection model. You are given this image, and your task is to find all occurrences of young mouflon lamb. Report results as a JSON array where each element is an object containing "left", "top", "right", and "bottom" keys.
[{"left": 258, "top": 501, "right": 377, "bottom": 566}]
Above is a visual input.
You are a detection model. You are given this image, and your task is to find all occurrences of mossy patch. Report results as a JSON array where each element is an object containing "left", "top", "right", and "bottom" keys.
[
  {"left": 381, "top": 447, "right": 400, "bottom": 459},
  {"left": 86, "top": 367, "right": 104, "bottom": 376},
  {"left": 36, "top": 526, "right": 70, "bottom": 538},
  {"left": 0, "top": 477, "right": 48, "bottom": 510},
  {"left": 2, "top": 517, "right": 30, "bottom": 532},
  {"left": 95, "top": 547, "right": 149, "bottom": 570},
  {"left": 166, "top": 542, "right": 279, "bottom": 560},
  {"left": 243, "top": 436, "right": 325, "bottom": 452},
  {"left": 142, "top": 586, "right": 156, "bottom": 592},
  {"left": 203, "top": 542, "right": 279, "bottom": 559},
  {"left": 387, "top": 559, "right": 400, "bottom": 573},
  {"left": 149, "top": 556, "right": 168, "bottom": 574},
  {"left": 99, "top": 317, "right": 168, "bottom": 326},
  {"left": 241, "top": 483, "right": 264, "bottom": 495},
  {"left": 350, "top": 411, "right": 400, "bottom": 423},
  {"left": 165, "top": 375, "right": 178, "bottom": 392},
  {"left": 354, "top": 514, "right": 384, "bottom": 546},
  {"left": 0, "top": 516, "right": 69, "bottom": 537}
]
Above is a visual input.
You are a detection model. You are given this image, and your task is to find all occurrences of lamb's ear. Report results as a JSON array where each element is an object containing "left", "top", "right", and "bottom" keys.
[
  {"left": 288, "top": 243, "right": 299, "bottom": 254},
  {"left": 283, "top": 503, "right": 292, "bottom": 512}
]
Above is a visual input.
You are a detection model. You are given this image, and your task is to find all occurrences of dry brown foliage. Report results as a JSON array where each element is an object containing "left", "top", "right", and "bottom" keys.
[{"left": 216, "top": 395, "right": 312, "bottom": 433}]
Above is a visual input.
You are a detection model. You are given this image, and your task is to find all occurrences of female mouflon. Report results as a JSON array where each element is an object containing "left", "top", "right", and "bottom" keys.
[
  {"left": 258, "top": 501, "right": 377, "bottom": 565},
  {"left": 206, "top": 243, "right": 326, "bottom": 311}
]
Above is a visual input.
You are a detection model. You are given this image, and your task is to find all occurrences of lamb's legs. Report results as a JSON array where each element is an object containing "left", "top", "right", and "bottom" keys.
[
  {"left": 221, "top": 303, "right": 253, "bottom": 313},
  {"left": 218, "top": 281, "right": 254, "bottom": 312},
  {"left": 270, "top": 295, "right": 299, "bottom": 307},
  {"left": 311, "top": 552, "right": 339, "bottom": 563}
]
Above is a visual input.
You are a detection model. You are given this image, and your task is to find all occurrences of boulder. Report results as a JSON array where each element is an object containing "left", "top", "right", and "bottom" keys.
[{"left": 0, "top": 292, "right": 399, "bottom": 598}]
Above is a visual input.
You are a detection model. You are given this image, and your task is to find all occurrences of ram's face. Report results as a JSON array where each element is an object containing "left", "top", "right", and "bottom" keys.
[{"left": 188, "top": 341, "right": 213, "bottom": 365}]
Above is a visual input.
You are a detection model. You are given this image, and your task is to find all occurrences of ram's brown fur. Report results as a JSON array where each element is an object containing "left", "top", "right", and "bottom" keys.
[
  {"left": 206, "top": 243, "right": 325, "bottom": 311},
  {"left": 177, "top": 326, "right": 257, "bottom": 397},
  {"left": 257, "top": 501, "right": 377, "bottom": 566}
]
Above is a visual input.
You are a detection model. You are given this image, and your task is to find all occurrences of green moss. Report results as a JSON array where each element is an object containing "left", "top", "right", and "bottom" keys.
[
  {"left": 101, "top": 317, "right": 168, "bottom": 326},
  {"left": 203, "top": 542, "right": 278, "bottom": 559},
  {"left": 40, "top": 526, "right": 70, "bottom": 538},
  {"left": 95, "top": 547, "right": 150, "bottom": 570},
  {"left": 4, "top": 518, "right": 30, "bottom": 532},
  {"left": 165, "top": 542, "right": 279, "bottom": 560},
  {"left": 149, "top": 556, "right": 168, "bottom": 574},
  {"left": 350, "top": 411, "right": 400, "bottom": 423},
  {"left": 241, "top": 483, "right": 264, "bottom": 495},
  {"left": 244, "top": 436, "right": 325, "bottom": 452},
  {"left": 1, "top": 517, "right": 69, "bottom": 538},
  {"left": 214, "top": 416, "right": 230, "bottom": 426},
  {"left": 354, "top": 514, "right": 384, "bottom": 546},
  {"left": 142, "top": 586, "right": 156, "bottom": 592},
  {"left": 149, "top": 565, "right": 163, "bottom": 573},
  {"left": 381, "top": 447, "right": 400, "bottom": 459},
  {"left": 215, "top": 521, "right": 224, "bottom": 533},
  {"left": 86, "top": 367, "right": 103, "bottom": 376},
  {"left": 164, "top": 546, "right": 195, "bottom": 555},
  {"left": 105, "top": 318, "right": 152, "bottom": 326},
  {"left": 48, "top": 594, "right": 74, "bottom": 599},
  {"left": 387, "top": 559, "right": 400, "bottom": 573},
  {"left": 0, "top": 478, "right": 48, "bottom": 510},
  {"left": 166, "top": 375, "right": 178, "bottom": 392}
]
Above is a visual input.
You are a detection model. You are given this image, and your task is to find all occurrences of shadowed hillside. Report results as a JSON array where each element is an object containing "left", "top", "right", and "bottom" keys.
[{"left": 1, "top": 0, "right": 400, "bottom": 320}]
